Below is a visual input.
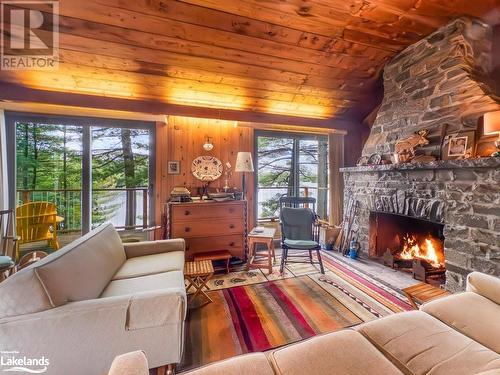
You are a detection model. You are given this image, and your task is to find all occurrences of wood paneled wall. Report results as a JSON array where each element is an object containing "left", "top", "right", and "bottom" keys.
[{"left": 155, "top": 116, "right": 255, "bottom": 228}]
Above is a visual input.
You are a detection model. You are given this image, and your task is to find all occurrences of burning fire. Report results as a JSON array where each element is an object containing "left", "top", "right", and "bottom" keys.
[{"left": 399, "top": 234, "right": 444, "bottom": 268}]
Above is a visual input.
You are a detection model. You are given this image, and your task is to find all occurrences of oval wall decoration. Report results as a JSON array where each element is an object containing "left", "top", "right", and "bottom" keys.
[{"left": 191, "top": 156, "right": 223, "bottom": 181}]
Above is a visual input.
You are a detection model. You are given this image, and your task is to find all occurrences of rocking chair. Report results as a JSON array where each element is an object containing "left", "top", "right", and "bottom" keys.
[{"left": 279, "top": 195, "right": 325, "bottom": 275}]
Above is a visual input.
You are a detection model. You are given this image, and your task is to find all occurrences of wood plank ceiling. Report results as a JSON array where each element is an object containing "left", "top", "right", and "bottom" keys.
[{"left": 1, "top": 0, "right": 499, "bottom": 126}]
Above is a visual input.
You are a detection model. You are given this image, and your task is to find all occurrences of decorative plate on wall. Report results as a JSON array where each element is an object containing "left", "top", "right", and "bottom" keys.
[{"left": 191, "top": 156, "right": 223, "bottom": 181}]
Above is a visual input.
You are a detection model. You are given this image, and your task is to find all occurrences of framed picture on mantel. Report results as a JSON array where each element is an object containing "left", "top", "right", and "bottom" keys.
[{"left": 441, "top": 130, "right": 476, "bottom": 160}]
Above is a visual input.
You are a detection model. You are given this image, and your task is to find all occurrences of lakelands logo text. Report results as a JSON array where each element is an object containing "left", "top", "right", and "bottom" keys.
[
  {"left": 0, "top": 0, "right": 59, "bottom": 70},
  {"left": 0, "top": 351, "right": 49, "bottom": 373}
]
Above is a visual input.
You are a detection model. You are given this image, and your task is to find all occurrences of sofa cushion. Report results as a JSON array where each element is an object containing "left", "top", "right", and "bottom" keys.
[
  {"left": 34, "top": 223, "right": 126, "bottom": 306},
  {"left": 421, "top": 292, "right": 500, "bottom": 353},
  {"left": 0, "top": 267, "right": 53, "bottom": 319},
  {"left": 100, "top": 271, "right": 185, "bottom": 298},
  {"left": 269, "top": 330, "right": 402, "bottom": 375},
  {"left": 112, "top": 251, "right": 184, "bottom": 280},
  {"left": 356, "top": 311, "right": 500, "bottom": 375},
  {"left": 183, "top": 353, "right": 275, "bottom": 375}
]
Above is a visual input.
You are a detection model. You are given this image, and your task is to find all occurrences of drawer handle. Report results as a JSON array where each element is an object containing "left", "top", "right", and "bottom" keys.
[
  {"left": 229, "top": 208, "right": 234, "bottom": 213},
  {"left": 229, "top": 224, "right": 235, "bottom": 229},
  {"left": 229, "top": 242, "right": 235, "bottom": 247},
  {"left": 184, "top": 210, "right": 190, "bottom": 215},
  {"left": 184, "top": 227, "right": 191, "bottom": 232}
]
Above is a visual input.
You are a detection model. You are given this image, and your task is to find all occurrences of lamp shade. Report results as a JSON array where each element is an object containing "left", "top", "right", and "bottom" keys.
[
  {"left": 235, "top": 152, "right": 254, "bottom": 172},
  {"left": 484, "top": 111, "right": 500, "bottom": 135}
]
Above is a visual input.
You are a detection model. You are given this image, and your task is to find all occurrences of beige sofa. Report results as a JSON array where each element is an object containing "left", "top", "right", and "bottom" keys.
[
  {"left": 0, "top": 223, "right": 186, "bottom": 375},
  {"left": 110, "top": 272, "right": 500, "bottom": 375}
]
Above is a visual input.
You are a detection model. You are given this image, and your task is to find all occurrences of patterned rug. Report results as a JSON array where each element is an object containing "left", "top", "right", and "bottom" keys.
[
  {"left": 179, "top": 276, "right": 363, "bottom": 372},
  {"left": 151, "top": 252, "right": 414, "bottom": 374}
]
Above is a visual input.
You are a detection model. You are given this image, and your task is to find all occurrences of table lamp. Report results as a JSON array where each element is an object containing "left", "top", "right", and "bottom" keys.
[
  {"left": 235, "top": 152, "right": 254, "bottom": 199},
  {"left": 484, "top": 111, "right": 500, "bottom": 156}
]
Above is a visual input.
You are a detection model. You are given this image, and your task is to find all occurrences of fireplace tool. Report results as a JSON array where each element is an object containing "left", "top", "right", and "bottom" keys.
[
  {"left": 335, "top": 196, "right": 353, "bottom": 253},
  {"left": 341, "top": 199, "right": 359, "bottom": 256}
]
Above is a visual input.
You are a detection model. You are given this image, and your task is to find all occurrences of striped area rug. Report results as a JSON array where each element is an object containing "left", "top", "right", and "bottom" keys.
[
  {"left": 150, "top": 252, "right": 414, "bottom": 374},
  {"left": 179, "top": 276, "right": 363, "bottom": 372}
]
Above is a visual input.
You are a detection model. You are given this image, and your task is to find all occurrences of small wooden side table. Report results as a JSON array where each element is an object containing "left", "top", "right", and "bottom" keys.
[
  {"left": 247, "top": 227, "right": 276, "bottom": 274},
  {"left": 184, "top": 260, "right": 214, "bottom": 303},
  {"left": 194, "top": 250, "right": 232, "bottom": 274},
  {"left": 402, "top": 282, "right": 451, "bottom": 310}
]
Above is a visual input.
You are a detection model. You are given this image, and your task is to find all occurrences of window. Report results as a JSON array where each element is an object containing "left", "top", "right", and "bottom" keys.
[
  {"left": 255, "top": 131, "right": 328, "bottom": 221},
  {"left": 7, "top": 112, "right": 155, "bottom": 237}
]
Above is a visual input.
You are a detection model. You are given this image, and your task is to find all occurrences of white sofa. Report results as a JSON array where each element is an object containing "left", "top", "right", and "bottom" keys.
[{"left": 0, "top": 223, "right": 186, "bottom": 375}]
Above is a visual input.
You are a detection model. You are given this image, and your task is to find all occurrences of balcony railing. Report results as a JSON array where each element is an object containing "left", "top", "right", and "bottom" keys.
[{"left": 16, "top": 188, "right": 149, "bottom": 232}]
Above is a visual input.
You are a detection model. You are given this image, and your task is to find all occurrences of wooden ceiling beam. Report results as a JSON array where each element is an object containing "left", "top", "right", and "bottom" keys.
[
  {"left": 0, "top": 82, "right": 363, "bottom": 131},
  {"left": 55, "top": 50, "right": 371, "bottom": 98},
  {"left": 0, "top": 64, "right": 358, "bottom": 110}
]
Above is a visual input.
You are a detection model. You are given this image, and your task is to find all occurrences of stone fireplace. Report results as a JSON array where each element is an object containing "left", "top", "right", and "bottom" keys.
[
  {"left": 342, "top": 159, "right": 499, "bottom": 292},
  {"left": 342, "top": 17, "right": 500, "bottom": 292}
]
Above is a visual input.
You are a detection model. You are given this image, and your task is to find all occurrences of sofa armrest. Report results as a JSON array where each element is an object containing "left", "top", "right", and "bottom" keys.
[
  {"left": 108, "top": 351, "right": 149, "bottom": 375},
  {"left": 124, "top": 238, "right": 185, "bottom": 259},
  {"left": 125, "top": 288, "right": 186, "bottom": 330},
  {"left": 466, "top": 272, "right": 500, "bottom": 305}
]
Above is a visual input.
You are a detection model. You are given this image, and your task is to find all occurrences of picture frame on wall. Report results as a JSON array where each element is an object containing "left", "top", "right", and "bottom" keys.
[
  {"left": 441, "top": 130, "right": 476, "bottom": 160},
  {"left": 167, "top": 161, "right": 180, "bottom": 174}
]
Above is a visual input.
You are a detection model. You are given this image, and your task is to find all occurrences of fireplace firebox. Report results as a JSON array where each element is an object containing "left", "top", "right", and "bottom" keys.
[{"left": 369, "top": 211, "right": 446, "bottom": 284}]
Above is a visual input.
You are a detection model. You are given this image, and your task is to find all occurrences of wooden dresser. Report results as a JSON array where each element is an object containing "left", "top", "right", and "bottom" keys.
[{"left": 165, "top": 200, "right": 247, "bottom": 261}]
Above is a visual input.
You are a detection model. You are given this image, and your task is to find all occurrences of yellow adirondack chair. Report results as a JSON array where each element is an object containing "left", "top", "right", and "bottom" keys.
[{"left": 16, "top": 202, "right": 63, "bottom": 255}]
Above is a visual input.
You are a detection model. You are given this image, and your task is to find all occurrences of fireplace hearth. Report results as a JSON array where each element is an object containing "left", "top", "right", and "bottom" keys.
[{"left": 370, "top": 211, "right": 446, "bottom": 284}]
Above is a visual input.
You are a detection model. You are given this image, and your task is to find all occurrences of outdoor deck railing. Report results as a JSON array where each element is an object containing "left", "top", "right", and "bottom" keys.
[{"left": 16, "top": 188, "right": 149, "bottom": 232}]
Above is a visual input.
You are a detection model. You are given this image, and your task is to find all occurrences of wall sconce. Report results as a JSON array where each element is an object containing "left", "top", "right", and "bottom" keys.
[{"left": 203, "top": 136, "right": 214, "bottom": 151}]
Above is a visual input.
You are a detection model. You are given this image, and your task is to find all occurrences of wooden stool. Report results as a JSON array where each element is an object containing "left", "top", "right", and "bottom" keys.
[
  {"left": 184, "top": 260, "right": 214, "bottom": 303},
  {"left": 247, "top": 227, "right": 276, "bottom": 274},
  {"left": 194, "top": 250, "right": 232, "bottom": 274},
  {"left": 402, "top": 282, "right": 451, "bottom": 310}
]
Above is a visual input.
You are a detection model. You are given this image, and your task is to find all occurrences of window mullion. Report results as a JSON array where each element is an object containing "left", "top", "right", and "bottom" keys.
[{"left": 81, "top": 126, "right": 92, "bottom": 234}]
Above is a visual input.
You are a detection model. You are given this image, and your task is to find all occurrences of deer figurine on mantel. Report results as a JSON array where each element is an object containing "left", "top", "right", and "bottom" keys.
[{"left": 394, "top": 129, "right": 430, "bottom": 163}]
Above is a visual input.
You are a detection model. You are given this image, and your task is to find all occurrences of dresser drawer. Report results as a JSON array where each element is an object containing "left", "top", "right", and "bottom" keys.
[
  {"left": 172, "top": 219, "right": 244, "bottom": 238},
  {"left": 184, "top": 235, "right": 244, "bottom": 260},
  {"left": 171, "top": 203, "right": 243, "bottom": 222}
]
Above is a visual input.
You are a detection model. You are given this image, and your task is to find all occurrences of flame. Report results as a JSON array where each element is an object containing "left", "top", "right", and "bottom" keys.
[{"left": 398, "top": 234, "right": 444, "bottom": 268}]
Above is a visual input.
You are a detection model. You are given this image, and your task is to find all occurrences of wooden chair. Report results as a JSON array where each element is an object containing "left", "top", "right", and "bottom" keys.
[
  {"left": 279, "top": 195, "right": 325, "bottom": 275},
  {"left": 16, "top": 202, "right": 62, "bottom": 255},
  {"left": 0, "top": 209, "right": 18, "bottom": 280}
]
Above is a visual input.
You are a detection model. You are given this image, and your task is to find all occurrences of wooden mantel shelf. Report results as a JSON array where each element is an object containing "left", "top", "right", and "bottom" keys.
[{"left": 340, "top": 157, "right": 500, "bottom": 173}]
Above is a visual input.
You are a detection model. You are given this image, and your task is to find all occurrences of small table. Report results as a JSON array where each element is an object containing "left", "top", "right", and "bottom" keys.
[
  {"left": 247, "top": 227, "right": 276, "bottom": 274},
  {"left": 194, "top": 250, "right": 232, "bottom": 274},
  {"left": 184, "top": 260, "right": 214, "bottom": 304},
  {"left": 402, "top": 282, "right": 451, "bottom": 310}
]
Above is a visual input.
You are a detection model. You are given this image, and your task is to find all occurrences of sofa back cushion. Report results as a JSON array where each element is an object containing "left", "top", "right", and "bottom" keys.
[{"left": 34, "top": 223, "right": 126, "bottom": 306}]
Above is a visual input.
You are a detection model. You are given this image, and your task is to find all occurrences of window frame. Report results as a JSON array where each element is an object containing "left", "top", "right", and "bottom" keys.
[
  {"left": 253, "top": 130, "right": 328, "bottom": 223},
  {"left": 5, "top": 111, "right": 156, "bottom": 234}
]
